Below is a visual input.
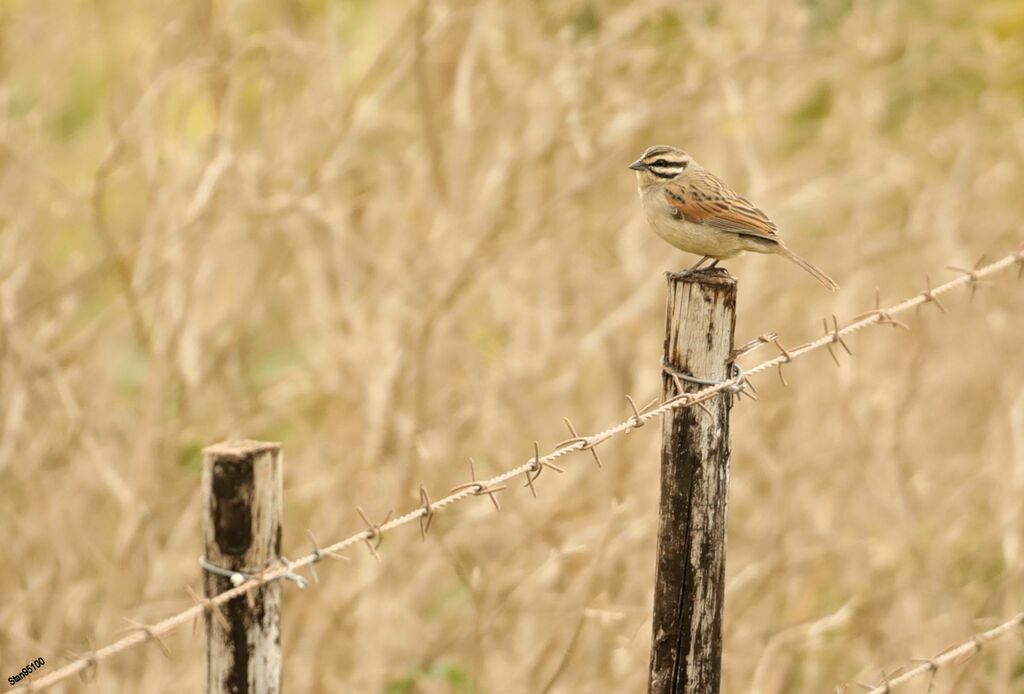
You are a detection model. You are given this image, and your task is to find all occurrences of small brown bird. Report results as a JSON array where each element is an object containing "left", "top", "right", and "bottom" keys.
[{"left": 630, "top": 145, "right": 838, "bottom": 291}]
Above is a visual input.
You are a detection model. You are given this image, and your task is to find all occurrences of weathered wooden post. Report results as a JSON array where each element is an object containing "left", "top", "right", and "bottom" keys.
[
  {"left": 648, "top": 269, "right": 736, "bottom": 694},
  {"left": 202, "top": 440, "right": 283, "bottom": 694}
]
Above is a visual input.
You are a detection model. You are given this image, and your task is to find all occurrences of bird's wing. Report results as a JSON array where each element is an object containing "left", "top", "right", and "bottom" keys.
[{"left": 664, "top": 169, "right": 779, "bottom": 241}]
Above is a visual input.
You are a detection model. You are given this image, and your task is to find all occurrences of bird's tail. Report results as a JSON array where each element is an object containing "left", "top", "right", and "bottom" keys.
[{"left": 776, "top": 244, "right": 839, "bottom": 292}]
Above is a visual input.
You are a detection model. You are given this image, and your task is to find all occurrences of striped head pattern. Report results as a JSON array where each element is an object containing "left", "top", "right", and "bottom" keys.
[{"left": 628, "top": 145, "right": 694, "bottom": 183}]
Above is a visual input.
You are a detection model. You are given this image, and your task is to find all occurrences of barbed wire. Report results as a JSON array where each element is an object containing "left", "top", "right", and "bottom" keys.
[
  {"left": 850, "top": 611, "right": 1024, "bottom": 694},
  {"left": 16, "top": 246, "right": 1024, "bottom": 692}
]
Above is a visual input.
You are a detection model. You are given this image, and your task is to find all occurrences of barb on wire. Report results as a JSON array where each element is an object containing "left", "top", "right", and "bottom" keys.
[
  {"left": 355, "top": 507, "right": 392, "bottom": 562},
  {"left": 119, "top": 618, "right": 171, "bottom": 658},
  {"left": 853, "top": 611, "right": 1024, "bottom": 694},
  {"left": 918, "top": 274, "right": 947, "bottom": 314},
  {"left": 418, "top": 485, "right": 434, "bottom": 541},
  {"left": 450, "top": 457, "right": 506, "bottom": 510},
  {"left": 732, "top": 331, "right": 779, "bottom": 360},
  {"left": 303, "top": 529, "right": 347, "bottom": 586},
  {"left": 522, "top": 457, "right": 538, "bottom": 498},
  {"left": 853, "top": 288, "right": 910, "bottom": 330},
  {"left": 665, "top": 366, "right": 688, "bottom": 399},
  {"left": 62, "top": 638, "right": 98, "bottom": 686},
  {"left": 770, "top": 336, "right": 794, "bottom": 386},
  {"left": 727, "top": 365, "right": 756, "bottom": 400},
  {"left": 625, "top": 395, "right": 659, "bottom": 429},
  {"left": 823, "top": 314, "right": 854, "bottom": 367},
  {"left": 662, "top": 369, "right": 715, "bottom": 417},
  {"left": 305, "top": 531, "right": 321, "bottom": 584},
  {"left": 559, "top": 417, "right": 603, "bottom": 468},
  {"left": 908, "top": 655, "right": 940, "bottom": 693},
  {"left": 278, "top": 556, "right": 308, "bottom": 589},
  {"left": 947, "top": 255, "right": 993, "bottom": 300},
  {"left": 855, "top": 666, "right": 904, "bottom": 693},
  {"left": 16, "top": 247, "right": 1023, "bottom": 693},
  {"left": 525, "top": 439, "right": 566, "bottom": 487},
  {"left": 185, "top": 584, "right": 228, "bottom": 632},
  {"left": 740, "top": 373, "right": 757, "bottom": 399}
]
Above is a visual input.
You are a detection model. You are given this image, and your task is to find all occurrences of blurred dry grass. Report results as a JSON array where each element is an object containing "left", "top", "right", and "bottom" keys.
[{"left": 2, "top": 0, "right": 1024, "bottom": 692}]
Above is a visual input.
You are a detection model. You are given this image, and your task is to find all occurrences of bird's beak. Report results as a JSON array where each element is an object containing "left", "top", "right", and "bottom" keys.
[{"left": 628, "top": 159, "right": 647, "bottom": 171}]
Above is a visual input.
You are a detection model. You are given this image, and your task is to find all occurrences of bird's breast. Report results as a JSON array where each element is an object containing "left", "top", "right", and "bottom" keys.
[{"left": 639, "top": 186, "right": 745, "bottom": 259}]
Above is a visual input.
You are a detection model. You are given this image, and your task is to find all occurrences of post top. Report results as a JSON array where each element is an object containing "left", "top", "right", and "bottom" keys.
[
  {"left": 203, "top": 440, "right": 281, "bottom": 459},
  {"left": 664, "top": 267, "right": 736, "bottom": 287}
]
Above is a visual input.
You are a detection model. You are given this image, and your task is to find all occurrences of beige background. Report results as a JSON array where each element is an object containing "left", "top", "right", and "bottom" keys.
[{"left": 2, "top": 1, "right": 1023, "bottom": 692}]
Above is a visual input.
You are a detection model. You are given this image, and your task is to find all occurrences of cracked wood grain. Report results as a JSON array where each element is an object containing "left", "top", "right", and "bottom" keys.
[{"left": 648, "top": 269, "right": 736, "bottom": 694}]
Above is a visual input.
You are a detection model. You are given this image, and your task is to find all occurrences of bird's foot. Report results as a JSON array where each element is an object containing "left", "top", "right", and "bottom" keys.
[
  {"left": 665, "top": 264, "right": 722, "bottom": 281},
  {"left": 665, "top": 268, "right": 698, "bottom": 281},
  {"left": 665, "top": 256, "right": 722, "bottom": 281}
]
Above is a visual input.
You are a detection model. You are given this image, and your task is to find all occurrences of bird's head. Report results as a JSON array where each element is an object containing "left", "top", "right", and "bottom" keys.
[{"left": 628, "top": 145, "right": 694, "bottom": 187}]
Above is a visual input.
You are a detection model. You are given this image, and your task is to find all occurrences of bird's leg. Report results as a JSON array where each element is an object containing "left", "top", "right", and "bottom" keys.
[
  {"left": 689, "top": 256, "right": 712, "bottom": 271},
  {"left": 666, "top": 255, "right": 711, "bottom": 281}
]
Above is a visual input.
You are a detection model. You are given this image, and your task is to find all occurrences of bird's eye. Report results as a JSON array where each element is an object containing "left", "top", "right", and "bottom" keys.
[{"left": 653, "top": 159, "right": 668, "bottom": 167}]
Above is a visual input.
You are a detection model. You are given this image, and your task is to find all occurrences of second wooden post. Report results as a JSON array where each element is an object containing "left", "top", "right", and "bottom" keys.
[
  {"left": 202, "top": 440, "right": 283, "bottom": 694},
  {"left": 648, "top": 268, "right": 737, "bottom": 694}
]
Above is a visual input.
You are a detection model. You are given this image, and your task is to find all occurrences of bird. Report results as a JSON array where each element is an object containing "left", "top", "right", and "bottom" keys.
[{"left": 629, "top": 145, "right": 838, "bottom": 291}]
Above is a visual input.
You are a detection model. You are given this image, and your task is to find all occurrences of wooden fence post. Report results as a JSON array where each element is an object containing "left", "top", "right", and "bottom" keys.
[
  {"left": 648, "top": 269, "right": 737, "bottom": 694},
  {"left": 202, "top": 440, "right": 283, "bottom": 694}
]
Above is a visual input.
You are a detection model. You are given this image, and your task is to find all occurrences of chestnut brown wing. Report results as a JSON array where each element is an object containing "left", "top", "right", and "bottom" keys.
[{"left": 664, "top": 169, "right": 779, "bottom": 242}]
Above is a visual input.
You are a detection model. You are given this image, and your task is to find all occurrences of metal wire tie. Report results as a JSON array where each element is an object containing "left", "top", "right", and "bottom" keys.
[
  {"left": 661, "top": 359, "right": 751, "bottom": 398},
  {"left": 199, "top": 556, "right": 307, "bottom": 589}
]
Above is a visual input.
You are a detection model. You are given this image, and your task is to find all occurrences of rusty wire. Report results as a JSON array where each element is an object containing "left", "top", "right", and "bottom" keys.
[
  {"left": 853, "top": 611, "right": 1024, "bottom": 694},
  {"left": 14, "top": 247, "right": 1024, "bottom": 692}
]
